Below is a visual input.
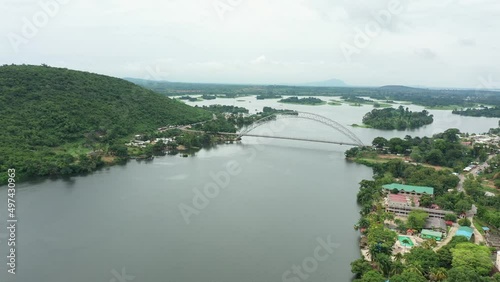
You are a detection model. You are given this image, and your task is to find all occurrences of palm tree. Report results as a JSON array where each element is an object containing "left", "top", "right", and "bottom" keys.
[
  {"left": 390, "top": 261, "right": 405, "bottom": 276},
  {"left": 405, "top": 262, "right": 424, "bottom": 276},
  {"left": 393, "top": 252, "right": 404, "bottom": 263},
  {"left": 429, "top": 267, "right": 447, "bottom": 281},
  {"left": 422, "top": 239, "right": 437, "bottom": 249}
]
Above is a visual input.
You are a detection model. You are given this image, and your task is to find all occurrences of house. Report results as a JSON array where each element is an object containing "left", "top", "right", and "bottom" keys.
[
  {"left": 463, "top": 166, "right": 474, "bottom": 173},
  {"left": 454, "top": 226, "right": 474, "bottom": 241},
  {"left": 425, "top": 217, "right": 447, "bottom": 233},
  {"left": 421, "top": 229, "right": 443, "bottom": 241},
  {"left": 383, "top": 183, "right": 434, "bottom": 196}
]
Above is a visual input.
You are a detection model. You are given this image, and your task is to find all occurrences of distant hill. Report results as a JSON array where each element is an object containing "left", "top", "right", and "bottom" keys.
[
  {"left": 300, "top": 78, "right": 348, "bottom": 87},
  {"left": 0, "top": 65, "right": 210, "bottom": 183},
  {"left": 379, "top": 85, "right": 424, "bottom": 91}
]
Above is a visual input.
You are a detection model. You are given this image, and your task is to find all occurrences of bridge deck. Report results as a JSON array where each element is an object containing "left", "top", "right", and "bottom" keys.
[
  {"left": 183, "top": 130, "right": 359, "bottom": 146},
  {"left": 239, "top": 134, "right": 359, "bottom": 146}
]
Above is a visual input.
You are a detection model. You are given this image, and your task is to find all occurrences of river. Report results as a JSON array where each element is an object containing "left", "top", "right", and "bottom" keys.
[{"left": 0, "top": 97, "right": 497, "bottom": 282}]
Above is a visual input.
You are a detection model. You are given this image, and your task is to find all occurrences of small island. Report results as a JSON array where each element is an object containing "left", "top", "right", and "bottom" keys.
[
  {"left": 361, "top": 106, "right": 433, "bottom": 130},
  {"left": 452, "top": 106, "right": 500, "bottom": 118},
  {"left": 279, "top": 96, "right": 325, "bottom": 105}
]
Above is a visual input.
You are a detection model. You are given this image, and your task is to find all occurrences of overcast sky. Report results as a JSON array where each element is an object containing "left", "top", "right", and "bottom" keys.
[{"left": 1, "top": 0, "right": 499, "bottom": 88}]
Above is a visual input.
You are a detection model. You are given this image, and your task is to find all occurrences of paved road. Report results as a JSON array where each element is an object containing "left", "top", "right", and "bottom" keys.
[{"left": 456, "top": 154, "right": 494, "bottom": 192}]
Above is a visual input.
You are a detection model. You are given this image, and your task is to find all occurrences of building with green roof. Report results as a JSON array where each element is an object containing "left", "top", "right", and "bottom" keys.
[
  {"left": 421, "top": 229, "right": 443, "bottom": 241},
  {"left": 383, "top": 183, "right": 434, "bottom": 196}
]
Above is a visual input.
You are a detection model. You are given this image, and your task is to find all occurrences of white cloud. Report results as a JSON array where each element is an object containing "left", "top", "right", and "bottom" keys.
[{"left": 1, "top": 0, "right": 499, "bottom": 87}]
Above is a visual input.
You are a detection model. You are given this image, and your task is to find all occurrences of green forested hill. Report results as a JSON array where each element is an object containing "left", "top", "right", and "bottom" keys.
[{"left": 0, "top": 65, "right": 211, "bottom": 184}]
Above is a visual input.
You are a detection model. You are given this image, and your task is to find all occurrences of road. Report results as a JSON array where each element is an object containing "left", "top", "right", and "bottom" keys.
[{"left": 456, "top": 154, "right": 494, "bottom": 192}]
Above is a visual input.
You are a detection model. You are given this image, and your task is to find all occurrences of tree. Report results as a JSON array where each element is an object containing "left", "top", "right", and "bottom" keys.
[
  {"left": 446, "top": 266, "right": 484, "bottom": 282},
  {"left": 351, "top": 258, "right": 373, "bottom": 279},
  {"left": 454, "top": 199, "right": 472, "bottom": 214},
  {"left": 407, "top": 210, "right": 429, "bottom": 230},
  {"left": 451, "top": 243, "right": 493, "bottom": 276},
  {"left": 374, "top": 253, "right": 392, "bottom": 277},
  {"left": 419, "top": 194, "right": 433, "bottom": 208},
  {"left": 372, "top": 137, "right": 388, "bottom": 149},
  {"left": 405, "top": 247, "right": 439, "bottom": 276},
  {"left": 436, "top": 247, "right": 453, "bottom": 269},
  {"left": 109, "top": 143, "right": 128, "bottom": 158},
  {"left": 458, "top": 217, "right": 471, "bottom": 227},
  {"left": 346, "top": 147, "right": 360, "bottom": 158},
  {"left": 444, "top": 213, "right": 457, "bottom": 222},
  {"left": 389, "top": 270, "right": 427, "bottom": 282},
  {"left": 357, "top": 270, "right": 385, "bottom": 282},
  {"left": 426, "top": 149, "right": 444, "bottom": 165},
  {"left": 429, "top": 267, "right": 447, "bottom": 281}
]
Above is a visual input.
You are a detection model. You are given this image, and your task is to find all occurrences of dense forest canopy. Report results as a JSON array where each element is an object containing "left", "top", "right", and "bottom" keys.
[
  {"left": 362, "top": 106, "right": 434, "bottom": 130},
  {"left": 0, "top": 65, "right": 211, "bottom": 184}
]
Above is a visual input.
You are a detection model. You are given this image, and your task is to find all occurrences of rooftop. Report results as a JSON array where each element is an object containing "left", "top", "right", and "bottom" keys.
[
  {"left": 425, "top": 218, "right": 447, "bottom": 231},
  {"left": 421, "top": 229, "right": 443, "bottom": 238},
  {"left": 383, "top": 183, "right": 434, "bottom": 195},
  {"left": 455, "top": 226, "right": 474, "bottom": 240}
]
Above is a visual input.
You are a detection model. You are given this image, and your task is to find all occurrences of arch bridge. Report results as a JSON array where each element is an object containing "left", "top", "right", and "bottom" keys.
[{"left": 234, "top": 111, "right": 365, "bottom": 147}]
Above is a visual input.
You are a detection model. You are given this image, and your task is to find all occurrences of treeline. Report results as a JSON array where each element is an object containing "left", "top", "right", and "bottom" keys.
[
  {"left": 256, "top": 93, "right": 282, "bottom": 99},
  {"left": 196, "top": 104, "right": 249, "bottom": 114},
  {"left": 278, "top": 96, "right": 324, "bottom": 105},
  {"left": 360, "top": 129, "right": 488, "bottom": 169},
  {"left": 362, "top": 106, "right": 434, "bottom": 130},
  {"left": 0, "top": 65, "right": 211, "bottom": 184},
  {"left": 452, "top": 106, "right": 500, "bottom": 118}
]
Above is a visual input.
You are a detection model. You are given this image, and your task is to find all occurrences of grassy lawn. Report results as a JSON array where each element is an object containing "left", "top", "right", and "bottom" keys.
[
  {"left": 374, "top": 103, "right": 393, "bottom": 108},
  {"left": 473, "top": 217, "right": 487, "bottom": 235},
  {"left": 53, "top": 142, "right": 93, "bottom": 157},
  {"left": 351, "top": 124, "right": 372, "bottom": 128}
]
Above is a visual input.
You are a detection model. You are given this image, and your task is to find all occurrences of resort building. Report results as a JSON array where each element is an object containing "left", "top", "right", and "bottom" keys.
[
  {"left": 383, "top": 183, "right": 434, "bottom": 196},
  {"left": 425, "top": 217, "right": 447, "bottom": 233},
  {"left": 385, "top": 203, "right": 454, "bottom": 219},
  {"left": 421, "top": 229, "right": 443, "bottom": 241}
]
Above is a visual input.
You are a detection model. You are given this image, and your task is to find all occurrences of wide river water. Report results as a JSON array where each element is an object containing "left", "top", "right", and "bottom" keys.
[{"left": 0, "top": 97, "right": 498, "bottom": 282}]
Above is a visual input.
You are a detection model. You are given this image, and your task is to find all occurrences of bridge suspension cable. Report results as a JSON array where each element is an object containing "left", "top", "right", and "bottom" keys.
[{"left": 237, "top": 111, "right": 365, "bottom": 146}]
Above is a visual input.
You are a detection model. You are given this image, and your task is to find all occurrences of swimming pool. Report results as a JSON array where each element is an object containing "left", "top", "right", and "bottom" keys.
[{"left": 398, "top": 236, "right": 414, "bottom": 247}]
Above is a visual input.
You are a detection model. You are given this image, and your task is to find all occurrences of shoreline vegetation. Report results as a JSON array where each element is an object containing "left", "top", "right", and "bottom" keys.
[
  {"left": 453, "top": 106, "right": 500, "bottom": 118},
  {"left": 346, "top": 130, "right": 500, "bottom": 281},
  {"left": 341, "top": 96, "right": 393, "bottom": 108},
  {"left": 278, "top": 96, "right": 326, "bottom": 105}
]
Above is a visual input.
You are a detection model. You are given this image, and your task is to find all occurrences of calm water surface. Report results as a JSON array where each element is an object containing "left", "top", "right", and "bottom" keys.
[{"left": 0, "top": 98, "right": 497, "bottom": 282}]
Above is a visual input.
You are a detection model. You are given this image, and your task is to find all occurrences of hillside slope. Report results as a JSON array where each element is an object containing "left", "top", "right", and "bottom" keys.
[{"left": 0, "top": 65, "right": 211, "bottom": 183}]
